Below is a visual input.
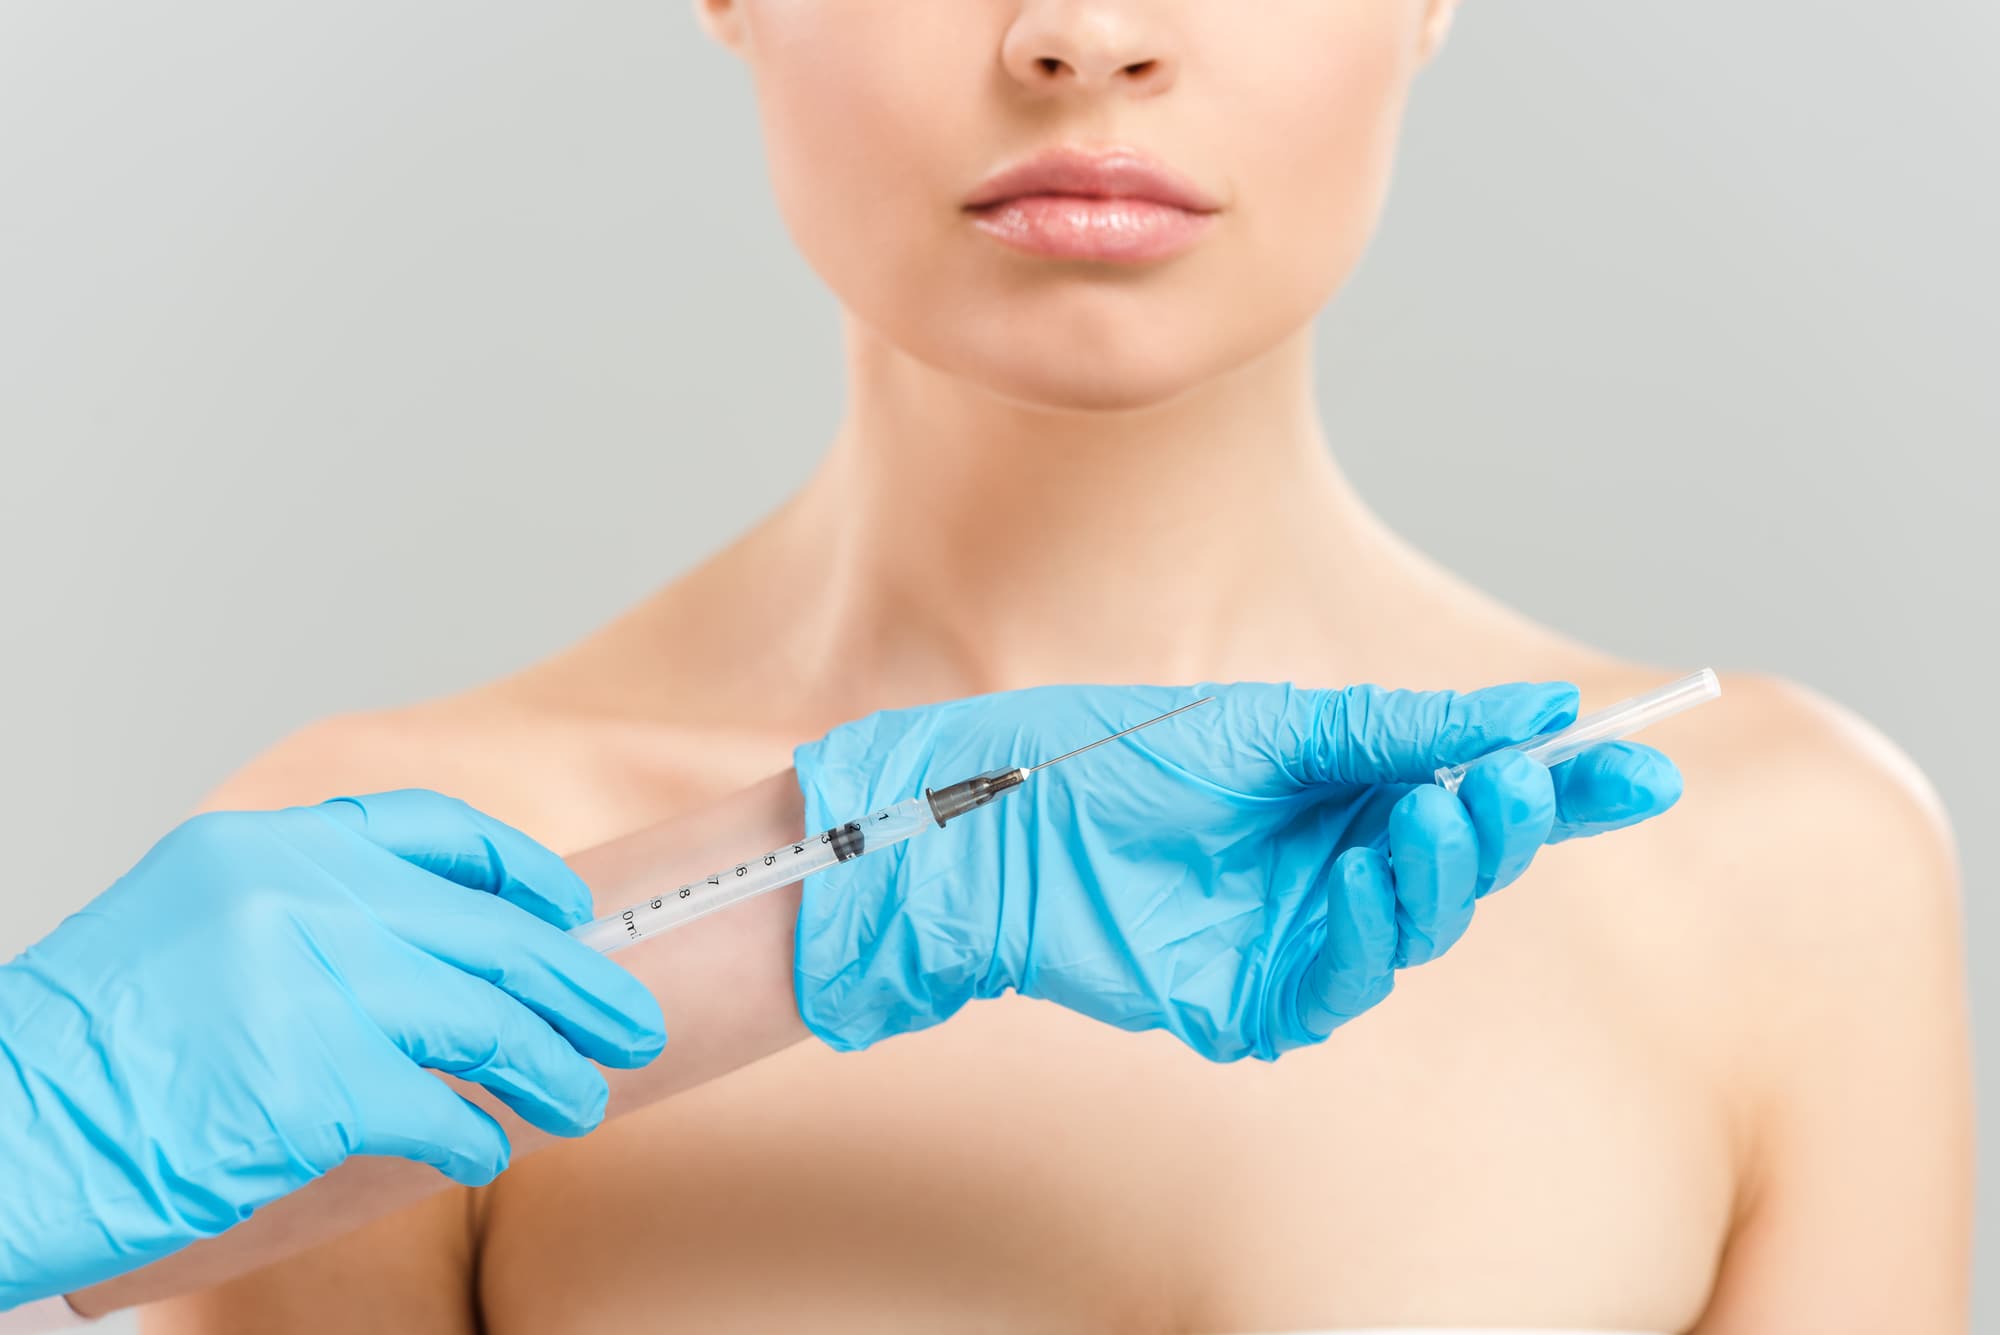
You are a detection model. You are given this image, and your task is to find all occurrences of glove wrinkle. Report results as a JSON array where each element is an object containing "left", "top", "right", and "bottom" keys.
[{"left": 792, "top": 681, "right": 1681, "bottom": 1064}]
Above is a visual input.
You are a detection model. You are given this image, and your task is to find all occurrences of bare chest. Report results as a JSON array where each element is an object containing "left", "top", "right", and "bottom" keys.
[{"left": 475, "top": 871, "right": 1735, "bottom": 1335}]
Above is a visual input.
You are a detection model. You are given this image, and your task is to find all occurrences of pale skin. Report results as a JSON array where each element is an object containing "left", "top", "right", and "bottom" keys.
[{"left": 89, "top": 0, "right": 1969, "bottom": 1329}]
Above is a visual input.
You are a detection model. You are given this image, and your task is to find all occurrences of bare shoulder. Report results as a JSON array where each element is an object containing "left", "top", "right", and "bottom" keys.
[
  {"left": 1627, "top": 685, "right": 1970, "bottom": 1319},
  {"left": 1701, "top": 672, "right": 1946, "bottom": 822},
  {"left": 1553, "top": 666, "right": 1964, "bottom": 1081},
  {"left": 199, "top": 683, "right": 704, "bottom": 851},
  {"left": 200, "top": 691, "right": 546, "bottom": 821},
  {"left": 1657, "top": 673, "right": 1967, "bottom": 1194},
  {"left": 1671, "top": 671, "right": 1958, "bottom": 935},
  {"left": 1562, "top": 668, "right": 1972, "bottom": 1319},
  {"left": 1602, "top": 668, "right": 1961, "bottom": 1028},
  {"left": 199, "top": 670, "right": 795, "bottom": 857}
]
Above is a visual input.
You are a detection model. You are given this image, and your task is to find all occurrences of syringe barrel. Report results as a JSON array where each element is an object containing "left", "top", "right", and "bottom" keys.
[
  {"left": 571, "top": 796, "right": 935, "bottom": 954},
  {"left": 1434, "top": 668, "right": 1721, "bottom": 795}
]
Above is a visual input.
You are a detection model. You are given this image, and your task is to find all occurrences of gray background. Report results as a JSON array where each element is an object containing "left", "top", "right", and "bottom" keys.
[{"left": 2, "top": 3, "right": 1993, "bottom": 1328}]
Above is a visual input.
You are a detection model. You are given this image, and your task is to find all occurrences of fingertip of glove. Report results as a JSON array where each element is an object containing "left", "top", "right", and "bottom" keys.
[
  {"left": 568, "top": 1075, "right": 612, "bottom": 1136},
  {"left": 1456, "top": 747, "right": 1557, "bottom": 824},
  {"left": 1389, "top": 780, "right": 1471, "bottom": 841},
  {"left": 1520, "top": 680, "right": 1581, "bottom": 733},
  {"left": 622, "top": 1025, "right": 669, "bottom": 1068},
  {"left": 1621, "top": 744, "right": 1685, "bottom": 817},
  {"left": 547, "top": 899, "right": 594, "bottom": 932},
  {"left": 1555, "top": 742, "right": 1684, "bottom": 826},
  {"left": 586, "top": 962, "right": 671, "bottom": 1061},
  {"left": 1607, "top": 742, "right": 1683, "bottom": 813},
  {"left": 1461, "top": 680, "right": 1579, "bottom": 749},
  {"left": 452, "top": 1142, "right": 511, "bottom": 1188},
  {"left": 599, "top": 1009, "right": 669, "bottom": 1069}
]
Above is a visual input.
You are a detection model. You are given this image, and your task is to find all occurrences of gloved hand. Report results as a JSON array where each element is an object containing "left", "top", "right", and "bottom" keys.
[
  {"left": 0, "top": 791, "right": 666, "bottom": 1310},
  {"left": 794, "top": 681, "right": 1681, "bottom": 1062}
]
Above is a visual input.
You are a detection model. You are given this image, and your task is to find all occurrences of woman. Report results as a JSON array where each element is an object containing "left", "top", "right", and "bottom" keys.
[{"left": 132, "top": 0, "right": 1969, "bottom": 1330}]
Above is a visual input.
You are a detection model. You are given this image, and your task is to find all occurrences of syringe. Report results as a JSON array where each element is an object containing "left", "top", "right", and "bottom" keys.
[
  {"left": 571, "top": 696, "right": 1216, "bottom": 954},
  {"left": 1433, "top": 668, "right": 1721, "bottom": 794}
]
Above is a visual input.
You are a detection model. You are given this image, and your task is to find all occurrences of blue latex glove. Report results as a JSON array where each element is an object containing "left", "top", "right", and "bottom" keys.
[
  {"left": 794, "top": 681, "right": 1681, "bottom": 1062},
  {"left": 0, "top": 791, "right": 666, "bottom": 1310}
]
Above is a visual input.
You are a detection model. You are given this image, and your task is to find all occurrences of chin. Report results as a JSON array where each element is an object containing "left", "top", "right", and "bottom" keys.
[
  {"left": 925, "top": 319, "right": 1264, "bottom": 416},
  {"left": 980, "top": 359, "right": 1210, "bottom": 414}
]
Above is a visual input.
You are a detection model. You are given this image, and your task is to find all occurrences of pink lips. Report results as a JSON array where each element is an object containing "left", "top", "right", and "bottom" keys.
[{"left": 963, "top": 147, "right": 1221, "bottom": 264}]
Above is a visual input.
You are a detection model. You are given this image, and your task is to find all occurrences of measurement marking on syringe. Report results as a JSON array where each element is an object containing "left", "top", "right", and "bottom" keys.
[{"left": 574, "top": 699, "right": 1218, "bottom": 955}]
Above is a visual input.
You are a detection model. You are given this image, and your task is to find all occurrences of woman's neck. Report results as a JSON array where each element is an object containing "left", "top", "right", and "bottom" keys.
[
  {"left": 764, "top": 320, "right": 1487, "bottom": 699},
  {"left": 585, "top": 321, "right": 1567, "bottom": 729}
]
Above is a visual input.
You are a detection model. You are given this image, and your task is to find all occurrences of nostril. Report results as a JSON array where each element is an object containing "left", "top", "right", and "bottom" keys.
[
  {"left": 1123, "top": 60, "right": 1158, "bottom": 79},
  {"left": 1037, "top": 56, "right": 1066, "bottom": 77}
]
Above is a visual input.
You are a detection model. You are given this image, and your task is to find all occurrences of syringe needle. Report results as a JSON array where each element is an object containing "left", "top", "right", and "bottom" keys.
[{"left": 1027, "top": 696, "right": 1217, "bottom": 775}]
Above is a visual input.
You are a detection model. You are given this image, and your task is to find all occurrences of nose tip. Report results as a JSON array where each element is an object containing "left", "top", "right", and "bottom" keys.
[{"left": 1001, "top": 6, "right": 1177, "bottom": 96}]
